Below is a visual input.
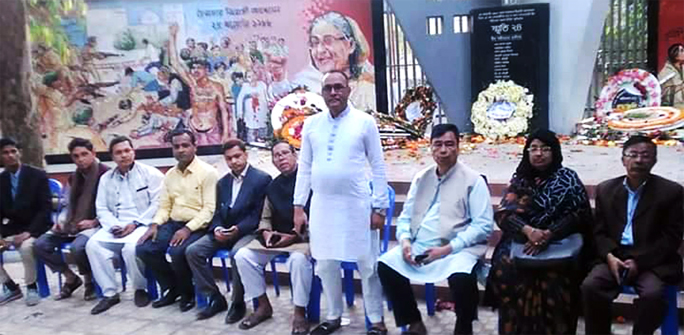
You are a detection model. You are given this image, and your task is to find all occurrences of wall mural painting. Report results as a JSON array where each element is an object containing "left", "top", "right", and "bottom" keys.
[{"left": 29, "top": 0, "right": 376, "bottom": 156}]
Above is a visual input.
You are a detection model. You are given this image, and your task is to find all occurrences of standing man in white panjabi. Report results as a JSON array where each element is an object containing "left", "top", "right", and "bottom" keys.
[
  {"left": 86, "top": 136, "right": 164, "bottom": 315},
  {"left": 293, "top": 70, "right": 389, "bottom": 335}
]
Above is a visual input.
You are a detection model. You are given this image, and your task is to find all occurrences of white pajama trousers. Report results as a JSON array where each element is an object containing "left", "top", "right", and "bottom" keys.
[
  {"left": 316, "top": 232, "right": 384, "bottom": 324},
  {"left": 234, "top": 248, "right": 313, "bottom": 308},
  {"left": 86, "top": 239, "right": 146, "bottom": 298}
]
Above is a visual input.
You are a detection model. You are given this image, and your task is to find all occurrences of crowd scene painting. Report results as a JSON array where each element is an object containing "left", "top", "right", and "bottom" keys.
[{"left": 30, "top": 0, "right": 376, "bottom": 155}]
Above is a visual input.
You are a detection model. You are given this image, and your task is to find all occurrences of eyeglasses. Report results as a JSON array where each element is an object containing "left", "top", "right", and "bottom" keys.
[
  {"left": 308, "top": 35, "right": 347, "bottom": 48},
  {"left": 527, "top": 146, "right": 552, "bottom": 153},
  {"left": 322, "top": 84, "right": 348, "bottom": 93},
  {"left": 623, "top": 152, "right": 654, "bottom": 159}
]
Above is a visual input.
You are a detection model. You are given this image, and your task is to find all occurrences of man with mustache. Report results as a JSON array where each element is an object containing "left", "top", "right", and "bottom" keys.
[
  {"left": 86, "top": 136, "right": 164, "bottom": 314},
  {"left": 582, "top": 135, "right": 684, "bottom": 335},
  {"left": 35, "top": 138, "right": 110, "bottom": 302},
  {"left": 293, "top": 70, "right": 389, "bottom": 335}
]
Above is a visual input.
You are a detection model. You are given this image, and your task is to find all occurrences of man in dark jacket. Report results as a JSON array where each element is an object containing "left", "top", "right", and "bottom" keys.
[
  {"left": 582, "top": 135, "right": 684, "bottom": 335},
  {"left": 186, "top": 138, "right": 271, "bottom": 322},
  {"left": 0, "top": 138, "right": 51, "bottom": 306}
]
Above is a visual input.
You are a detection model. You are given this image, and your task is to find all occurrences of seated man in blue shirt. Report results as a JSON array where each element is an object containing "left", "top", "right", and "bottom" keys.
[
  {"left": 377, "top": 124, "right": 494, "bottom": 335},
  {"left": 0, "top": 138, "right": 52, "bottom": 306}
]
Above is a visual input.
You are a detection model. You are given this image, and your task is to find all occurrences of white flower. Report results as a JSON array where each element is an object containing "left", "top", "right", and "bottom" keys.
[{"left": 471, "top": 80, "right": 534, "bottom": 139}]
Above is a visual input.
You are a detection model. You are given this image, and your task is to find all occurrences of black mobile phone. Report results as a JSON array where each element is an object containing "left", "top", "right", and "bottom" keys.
[
  {"left": 619, "top": 268, "right": 629, "bottom": 285},
  {"left": 414, "top": 254, "right": 429, "bottom": 264},
  {"left": 110, "top": 226, "right": 122, "bottom": 234},
  {"left": 269, "top": 233, "right": 281, "bottom": 246}
]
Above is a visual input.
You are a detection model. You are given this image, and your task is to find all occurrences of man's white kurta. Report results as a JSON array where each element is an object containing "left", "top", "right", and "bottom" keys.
[{"left": 293, "top": 106, "right": 388, "bottom": 262}]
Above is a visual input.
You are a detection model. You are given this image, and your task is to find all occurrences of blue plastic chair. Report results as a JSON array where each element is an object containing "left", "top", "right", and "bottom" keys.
[{"left": 621, "top": 285, "right": 679, "bottom": 335}]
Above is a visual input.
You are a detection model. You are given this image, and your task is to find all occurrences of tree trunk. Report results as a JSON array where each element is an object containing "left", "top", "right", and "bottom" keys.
[{"left": 0, "top": 0, "right": 44, "bottom": 168}]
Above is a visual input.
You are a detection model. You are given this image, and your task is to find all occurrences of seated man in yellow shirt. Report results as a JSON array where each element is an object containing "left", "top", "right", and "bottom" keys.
[{"left": 136, "top": 129, "right": 218, "bottom": 312}]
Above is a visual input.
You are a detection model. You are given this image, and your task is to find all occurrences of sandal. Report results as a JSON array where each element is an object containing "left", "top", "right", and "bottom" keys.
[
  {"left": 367, "top": 326, "right": 388, "bottom": 335},
  {"left": 55, "top": 276, "right": 83, "bottom": 300},
  {"left": 310, "top": 321, "right": 341, "bottom": 335},
  {"left": 238, "top": 311, "right": 273, "bottom": 330},
  {"left": 292, "top": 315, "right": 310, "bottom": 335}
]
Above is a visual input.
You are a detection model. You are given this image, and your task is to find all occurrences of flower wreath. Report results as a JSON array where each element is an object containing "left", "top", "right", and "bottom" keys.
[
  {"left": 394, "top": 86, "right": 437, "bottom": 134},
  {"left": 270, "top": 91, "right": 325, "bottom": 148},
  {"left": 595, "top": 69, "right": 661, "bottom": 117},
  {"left": 471, "top": 80, "right": 534, "bottom": 139}
]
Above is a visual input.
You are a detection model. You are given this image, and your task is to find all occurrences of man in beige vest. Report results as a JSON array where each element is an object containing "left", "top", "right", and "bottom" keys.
[{"left": 378, "top": 124, "right": 494, "bottom": 335}]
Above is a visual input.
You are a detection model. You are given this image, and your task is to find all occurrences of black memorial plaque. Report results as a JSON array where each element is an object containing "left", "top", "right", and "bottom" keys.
[{"left": 470, "top": 4, "right": 549, "bottom": 130}]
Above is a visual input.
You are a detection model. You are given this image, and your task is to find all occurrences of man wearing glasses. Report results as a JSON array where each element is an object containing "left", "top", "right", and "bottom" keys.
[
  {"left": 293, "top": 70, "right": 389, "bottom": 335},
  {"left": 582, "top": 135, "right": 683, "bottom": 335},
  {"left": 233, "top": 141, "right": 313, "bottom": 334}
]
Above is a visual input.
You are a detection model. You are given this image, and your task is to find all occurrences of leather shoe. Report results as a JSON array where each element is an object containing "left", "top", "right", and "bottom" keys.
[
  {"left": 90, "top": 294, "right": 120, "bottom": 315},
  {"left": 179, "top": 295, "right": 195, "bottom": 312},
  {"left": 224, "top": 301, "right": 246, "bottom": 324},
  {"left": 134, "top": 289, "right": 150, "bottom": 307},
  {"left": 196, "top": 294, "right": 228, "bottom": 320},
  {"left": 152, "top": 290, "right": 179, "bottom": 308}
]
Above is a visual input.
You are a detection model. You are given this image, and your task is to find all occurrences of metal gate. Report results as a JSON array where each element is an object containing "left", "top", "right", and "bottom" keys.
[
  {"left": 383, "top": 6, "right": 446, "bottom": 123},
  {"left": 585, "top": 0, "right": 650, "bottom": 117}
]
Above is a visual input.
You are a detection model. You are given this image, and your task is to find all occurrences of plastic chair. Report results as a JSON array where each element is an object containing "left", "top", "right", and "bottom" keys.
[{"left": 621, "top": 285, "right": 679, "bottom": 335}]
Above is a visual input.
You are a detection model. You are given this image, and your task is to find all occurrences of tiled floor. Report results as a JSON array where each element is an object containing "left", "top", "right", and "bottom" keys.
[{"left": 0, "top": 261, "right": 677, "bottom": 334}]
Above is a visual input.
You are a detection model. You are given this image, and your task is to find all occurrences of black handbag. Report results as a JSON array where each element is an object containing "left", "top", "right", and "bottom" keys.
[{"left": 511, "top": 233, "right": 583, "bottom": 268}]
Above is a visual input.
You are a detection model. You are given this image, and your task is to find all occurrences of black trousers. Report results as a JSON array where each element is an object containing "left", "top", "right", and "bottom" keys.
[
  {"left": 581, "top": 263, "right": 667, "bottom": 335},
  {"left": 136, "top": 221, "right": 204, "bottom": 298},
  {"left": 378, "top": 262, "right": 479, "bottom": 334}
]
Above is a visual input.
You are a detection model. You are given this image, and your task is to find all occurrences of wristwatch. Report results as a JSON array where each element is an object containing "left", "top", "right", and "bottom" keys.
[{"left": 372, "top": 208, "right": 387, "bottom": 217}]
